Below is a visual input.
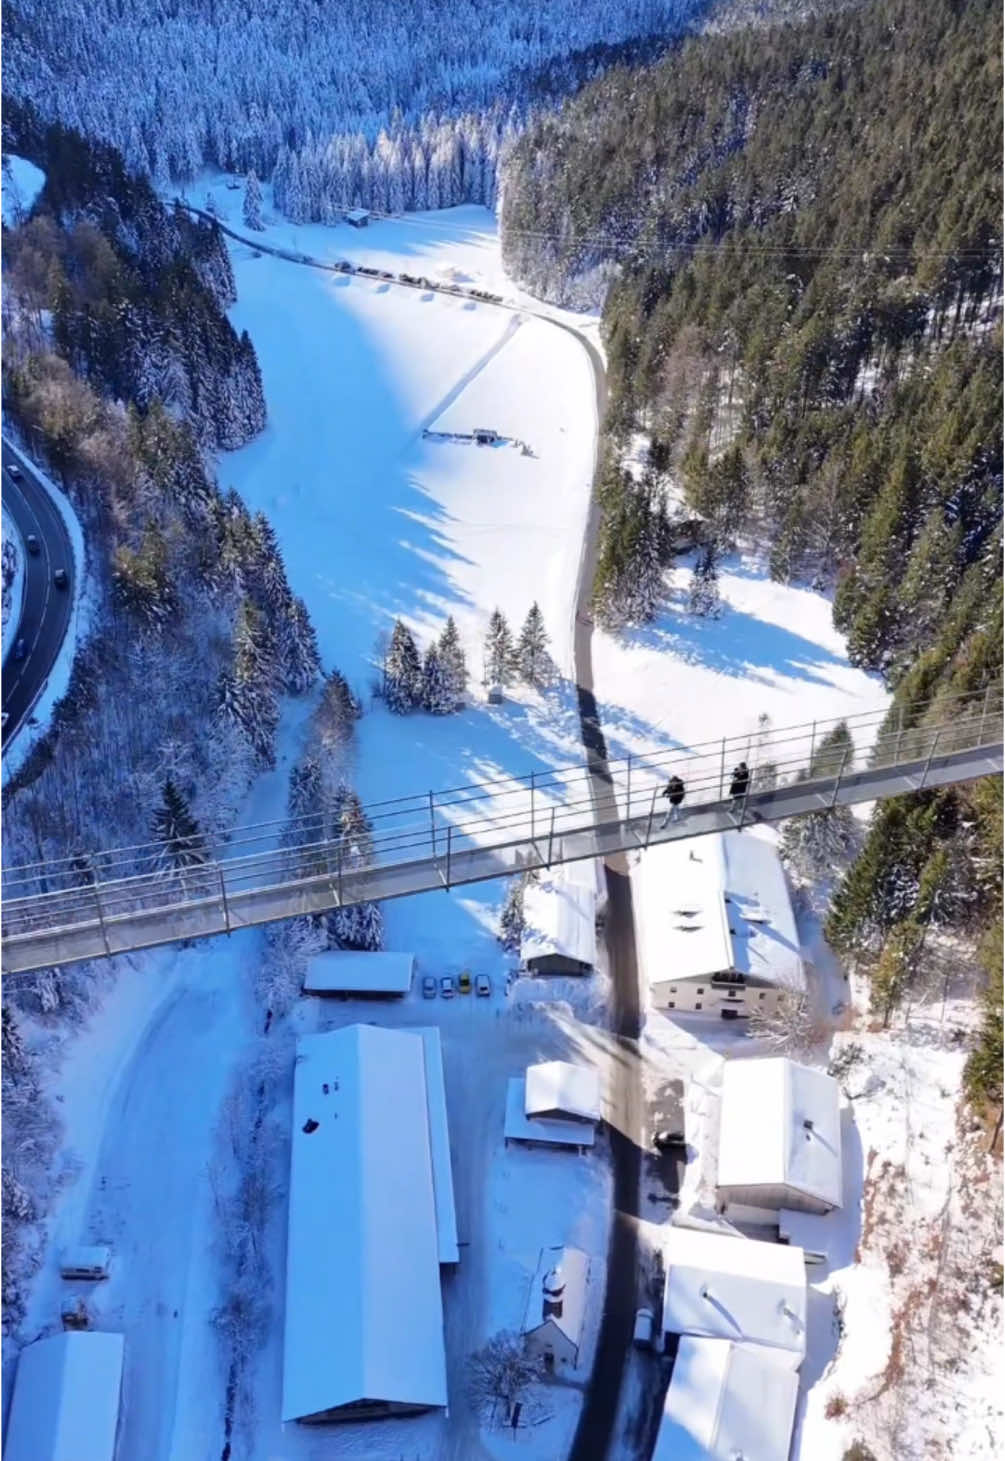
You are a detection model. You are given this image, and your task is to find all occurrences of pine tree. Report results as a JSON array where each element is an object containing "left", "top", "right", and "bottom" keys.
[
  {"left": 316, "top": 667, "right": 362, "bottom": 749},
  {"left": 499, "top": 876, "right": 526, "bottom": 951},
  {"left": 1, "top": 1006, "right": 27, "bottom": 1077},
  {"left": 438, "top": 616, "right": 467, "bottom": 707},
  {"left": 326, "top": 899, "right": 384, "bottom": 952},
  {"left": 152, "top": 777, "right": 207, "bottom": 871},
  {"left": 243, "top": 170, "right": 264, "bottom": 231},
  {"left": 688, "top": 545, "right": 722, "bottom": 618},
  {"left": 279, "top": 595, "right": 321, "bottom": 695},
  {"left": 516, "top": 603, "right": 551, "bottom": 685},
  {"left": 484, "top": 608, "right": 515, "bottom": 686},
  {"left": 385, "top": 619, "right": 422, "bottom": 712},
  {"left": 421, "top": 645, "right": 452, "bottom": 714}
]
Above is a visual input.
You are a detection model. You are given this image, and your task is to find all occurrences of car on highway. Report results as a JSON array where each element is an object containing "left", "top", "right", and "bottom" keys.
[
  {"left": 25, "top": 534, "right": 40, "bottom": 555},
  {"left": 457, "top": 970, "right": 472, "bottom": 994},
  {"left": 7, "top": 463, "right": 22, "bottom": 481},
  {"left": 476, "top": 974, "right": 492, "bottom": 997},
  {"left": 653, "top": 1129, "right": 686, "bottom": 1150},
  {"left": 13, "top": 637, "right": 26, "bottom": 661},
  {"left": 440, "top": 975, "right": 455, "bottom": 999},
  {"left": 1, "top": 712, "right": 8, "bottom": 728},
  {"left": 421, "top": 975, "right": 437, "bottom": 999},
  {"left": 53, "top": 568, "right": 68, "bottom": 588}
]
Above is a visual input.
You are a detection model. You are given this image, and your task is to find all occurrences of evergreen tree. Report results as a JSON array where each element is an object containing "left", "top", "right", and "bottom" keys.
[
  {"left": 499, "top": 876, "right": 527, "bottom": 951},
  {"left": 243, "top": 170, "right": 264, "bottom": 231},
  {"left": 385, "top": 618, "right": 422, "bottom": 712},
  {"left": 152, "top": 777, "right": 207, "bottom": 870},
  {"left": 279, "top": 595, "right": 321, "bottom": 694},
  {"left": 438, "top": 616, "right": 467, "bottom": 707},
  {"left": 688, "top": 545, "right": 722, "bottom": 618},
  {"left": 484, "top": 608, "right": 515, "bottom": 686},
  {"left": 516, "top": 603, "right": 551, "bottom": 685},
  {"left": 316, "top": 666, "right": 362, "bottom": 749},
  {"left": 421, "top": 645, "right": 452, "bottom": 714},
  {"left": 1, "top": 1006, "right": 27, "bottom": 1077}
]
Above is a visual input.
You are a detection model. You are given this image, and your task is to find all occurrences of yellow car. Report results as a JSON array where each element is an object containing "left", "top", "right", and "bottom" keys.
[{"left": 457, "top": 970, "right": 472, "bottom": 994}]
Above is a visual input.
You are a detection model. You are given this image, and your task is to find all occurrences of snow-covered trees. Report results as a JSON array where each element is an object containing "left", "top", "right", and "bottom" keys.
[
  {"left": 516, "top": 602, "right": 551, "bottom": 684},
  {"left": 316, "top": 668, "right": 362, "bottom": 750},
  {"left": 499, "top": 875, "right": 529, "bottom": 951},
  {"left": 243, "top": 171, "right": 264, "bottom": 231},
  {"left": 378, "top": 617, "right": 469, "bottom": 713},
  {"left": 385, "top": 618, "right": 423, "bottom": 712},
  {"left": 438, "top": 616, "right": 467, "bottom": 707},
  {"left": 484, "top": 608, "right": 515, "bottom": 686},
  {"left": 781, "top": 722, "right": 858, "bottom": 878},
  {"left": 688, "top": 544, "right": 722, "bottom": 618},
  {"left": 422, "top": 645, "right": 452, "bottom": 714},
  {"left": 152, "top": 778, "right": 207, "bottom": 870}
]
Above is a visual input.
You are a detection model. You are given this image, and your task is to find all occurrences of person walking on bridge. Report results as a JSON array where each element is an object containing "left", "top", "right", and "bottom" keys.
[
  {"left": 729, "top": 761, "right": 750, "bottom": 803},
  {"left": 660, "top": 774, "right": 686, "bottom": 827}
]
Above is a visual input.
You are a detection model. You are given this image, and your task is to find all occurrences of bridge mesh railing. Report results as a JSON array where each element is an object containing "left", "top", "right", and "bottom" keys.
[{"left": 2, "top": 684, "right": 1001, "bottom": 945}]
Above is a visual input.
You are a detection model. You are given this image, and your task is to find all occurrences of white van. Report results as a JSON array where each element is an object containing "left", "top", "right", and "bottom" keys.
[{"left": 59, "top": 1245, "right": 111, "bottom": 1281}]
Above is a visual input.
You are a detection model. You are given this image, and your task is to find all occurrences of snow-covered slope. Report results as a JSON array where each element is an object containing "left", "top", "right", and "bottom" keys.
[{"left": 2, "top": 155, "right": 46, "bottom": 225}]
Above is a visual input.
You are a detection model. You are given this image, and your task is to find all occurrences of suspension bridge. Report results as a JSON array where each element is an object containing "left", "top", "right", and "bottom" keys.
[{"left": 2, "top": 688, "right": 1001, "bottom": 975}]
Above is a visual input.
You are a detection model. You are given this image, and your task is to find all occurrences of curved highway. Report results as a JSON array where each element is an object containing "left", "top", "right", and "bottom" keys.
[{"left": 2, "top": 443, "right": 75, "bottom": 749}]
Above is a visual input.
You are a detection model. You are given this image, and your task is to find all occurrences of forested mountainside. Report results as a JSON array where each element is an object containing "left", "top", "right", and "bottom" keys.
[
  {"left": 3, "top": 0, "right": 704, "bottom": 216},
  {"left": 1, "top": 124, "right": 320, "bottom": 868},
  {"left": 502, "top": 0, "right": 1003, "bottom": 1111}
]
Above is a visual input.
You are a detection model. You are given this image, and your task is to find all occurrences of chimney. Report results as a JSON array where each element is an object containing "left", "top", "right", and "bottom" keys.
[{"left": 542, "top": 1265, "right": 565, "bottom": 1320}]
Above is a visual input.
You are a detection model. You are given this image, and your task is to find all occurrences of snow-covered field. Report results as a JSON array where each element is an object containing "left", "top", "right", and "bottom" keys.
[{"left": 1, "top": 154, "right": 46, "bottom": 226}]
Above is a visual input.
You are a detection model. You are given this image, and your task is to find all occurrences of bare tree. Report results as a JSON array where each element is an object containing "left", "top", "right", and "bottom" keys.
[
  {"left": 467, "top": 1331, "right": 544, "bottom": 1423},
  {"left": 746, "top": 977, "right": 834, "bottom": 1057}
]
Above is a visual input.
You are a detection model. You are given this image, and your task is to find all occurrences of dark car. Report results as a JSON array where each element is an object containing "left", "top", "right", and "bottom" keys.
[
  {"left": 14, "top": 637, "right": 26, "bottom": 661},
  {"left": 6, "top": 463, "right": 22, "bottom": 481},
  {"left": 53, "top": 568, "right": 68, "bottom": 588},
  {"left": 26, "top": 534, "right": 40, "bottom": 555},
  {"left": 653, "top": 1129, "right": 687, "bottom": 1150}
]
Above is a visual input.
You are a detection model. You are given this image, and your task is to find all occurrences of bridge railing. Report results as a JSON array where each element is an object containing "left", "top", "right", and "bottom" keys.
[{"left": 2, "top": 686, "right": 1001, "bottom": 949}]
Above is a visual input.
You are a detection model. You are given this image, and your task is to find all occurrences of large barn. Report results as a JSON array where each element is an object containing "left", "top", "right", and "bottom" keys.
[
  {"left": 652, "top": 1336, "right": 800, "bottom": 1461},
  {"left": 521, "top": 873, "right": 598, "bottom": 974},
  {"left": 282, "top": 1025, "right": 449, "bottom": 1423},
  {"left": 717, "top": 1057, "right": 843, "bottom": 1216},
  {"left": 4, "top": 1331, "right": 124, "bottom": 1461},
  {"left": 637, "top": 831, "right": 803, "bottom": 1016}
]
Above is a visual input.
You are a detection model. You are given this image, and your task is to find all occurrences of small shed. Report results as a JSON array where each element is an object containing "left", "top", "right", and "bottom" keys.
[
  {"left": 4, "top": 1331, "right": 124, "bottom": 1461},
  {"left": 524, "top": 1061, "right": 601, "bottom": 1125},
  {"left": 345, "top": 208, "right": 370, "bottom": 227},
  {"left": 522, "top": 1246, "right": 589, "bottom": 1370},
  {"left": 652, "top": 1336, "right": 799, "bottom": 1461},
  {"left": 717, "top": 1058, "right": 843, "bottom": 1216},
  {"left": 661, "top": 1229, "right": 807, "bottom": 1369},
  {"left": 521, "top": 878, "right": 597, "bottom": 975},
  {"left": 504, "top": 1077, "right": 595, "bottom": 1151},
  {"left": 303, "top": 951, "right": 415, "bottom": 998}
]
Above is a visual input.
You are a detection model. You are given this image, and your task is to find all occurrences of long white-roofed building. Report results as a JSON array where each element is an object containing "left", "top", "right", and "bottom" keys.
[
  {"left": 638, "top": 830, "right": 803, "bottom": 1017},
  {"left": 521, "top": 873, "right": 597, "bottom": 974},
  {"left": 4, "top": 1331, "right": 124, "bottom": 1461},
  {"left": 282, "top": 1025, "right": 448, "bottom": 1423},
  {"left": 652, "top": 1336, "right": 799, "bottom": 1461},
  {"left": 717, "top": 1057, "right": 843, "bottom": 1216},
  {"left": 661, "top": 1229, "right": 807, "bottom": 1369}
]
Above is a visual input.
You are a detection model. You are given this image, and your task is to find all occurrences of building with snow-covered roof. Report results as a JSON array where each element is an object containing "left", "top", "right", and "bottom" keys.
[
  {"left": 639, "top": 831, "right": 803, "bottom": 1017},
  {"left": 661, "top": 1228, "right": 807, "bottom": 1369},
  {"left": 504, "top": 1076, "right": 596, "bottom": 1151},
  {"left": 303, "top": 951, "right": 415, "bottom": 997},
  {"left": 414, "top": 1025, "right": 459, "bottom": 1264},
  {"left": 717, "top": 1058, "right": 843, "bottom": 1216},
  {"left": 4, "top": 1331, "right": 124, "bottom": 1461},
  {"left": 521, "top": 875, "right": 597, "bottom": 974},
  {"left": 652, "top": 1336, "right": 799, "bottom": 1461},
  {"left": 522, "top": 1246, "right": 590, "bottom": 1370},
  {"left": 524, "top": 1061, "right": 602, "bottom": 1124},
  {"left": 282, "top": 1025, "right": 448, "bottom": 1422},
  {"left": 345, "top": 207, "right": 370, "bottom": 226}
]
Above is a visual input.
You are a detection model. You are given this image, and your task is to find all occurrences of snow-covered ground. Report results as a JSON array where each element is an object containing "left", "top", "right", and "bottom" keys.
[
  {"left": 1, "top": 154, "right": 46, "bottom": 226},
  {"left": 2, "top": 502, "right": 24, "bottom": 659},
  {"left": 1, "top": 439, "right": 93, "bottom": 783}
]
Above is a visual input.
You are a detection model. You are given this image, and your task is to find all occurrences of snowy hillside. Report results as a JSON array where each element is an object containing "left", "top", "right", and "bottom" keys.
[{"left": 1, "top": 154, "right": 45, "bottom": 224}]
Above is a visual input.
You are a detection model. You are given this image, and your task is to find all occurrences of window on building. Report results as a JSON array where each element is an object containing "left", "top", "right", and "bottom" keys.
[
  {"left": 759, "top": 992, "right": 766, "bottom": 1000},
  {"left": 695, "top": 1002, "right": 702, "bottom": 1011},
  {"left": 697, "top": 987, "right": 704, "bottom": 994},
  {"left": 667, "top": 1001, "right": 675, "bottom": 1009}
]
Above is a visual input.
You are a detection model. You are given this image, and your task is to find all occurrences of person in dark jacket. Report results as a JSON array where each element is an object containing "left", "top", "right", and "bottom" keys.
[
  {"left": 660, "top": 774, "right": 686, "bottom": 827},
  {"left": 729, "top": 762, "right": 750, "bottom": 800}
]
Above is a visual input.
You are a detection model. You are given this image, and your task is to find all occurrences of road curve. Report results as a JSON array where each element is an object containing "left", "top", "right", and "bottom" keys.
[
  {"left": 2, "top": 443, "right": 75, "bottom": 749},
  {"left": 174, "top": 207, "right": 646, "bottom": 1458}
]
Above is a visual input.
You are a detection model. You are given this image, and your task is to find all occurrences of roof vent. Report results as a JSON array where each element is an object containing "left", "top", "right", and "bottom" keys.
[
  {"left": 803, "top": 1118, "right": 814, "bottom": 1131},
  {"left": 302, "top": 1118, "right": 319, "bottom": 1134}
]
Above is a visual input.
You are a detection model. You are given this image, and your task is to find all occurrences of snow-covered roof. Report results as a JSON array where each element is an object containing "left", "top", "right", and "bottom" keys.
[
  {"left": 661, "top": 1229, "right": 807, "bottom": 1366},
  {"left": 523, "top": 1246, "right": 590, "bottom": 1349},
  {"left": 652, "top": 1336, "right": 799, "bottom": 1461},
  {"left": 640, "top": 831, "right": 802, "bottom": 988},
  {"left": 505, "top": 1077, "right": 596, "bottom": 1148},
  {"left": 524, "top": 1061, "right": 601, "bottom": 1124},
  {"left": 521, "top": 876, "right": 597, "bottom": 969},
  {"left": 557, "top": 856, "right": 606, "bottom": 904},
  {"left": 414, "top": 1025, "right": 459, "bottom": 1263},
  {"left": 282, "top": 1025, "right": 447, "bottom": 1421},
  {"left": 345, "top": 207, "right": 369, "bottom": 222},
  {"left": 303, "top": 951, "right": 415, "bottom": 994},
  {"left": 718, "top": 1058, "right": 843, "bottom": 1210},
  {"left": 4, "top": 1331, "right": 124, "bottom": 1461}
]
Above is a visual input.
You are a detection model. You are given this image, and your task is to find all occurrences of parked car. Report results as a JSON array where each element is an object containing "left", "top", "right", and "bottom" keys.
[
  {"left": 633, "top": 1307, "right": 654, "bottom": 1348},
  {"left": 440, "top": 975, "right": 455, "bottom": 999},
  {"left": 421, "top": 975, "right": 437, "bottom": 999},
  {"left": 13, "top": 637, "right": 26, "bottom": 661},
  {"left": 457, "top": 970, "right": 472, "bottom": 994},
  {"left": 25, "top": 534, "right": 40, "bottom": 555},
  {"left": 53, "top": 567, "right": 68, "bottom": 588},
  {"left": 6, "top": 463, "right": 22, "bottom": 481},
  {"left": 476, "top": 974, "right": 492, "bottom": 997},
  {"left": 653, "top": 1129, "right": 686, "bottom": 1150},
  {"left": 59, "top": 1245, "right": 112, "bottom": 1282}
]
